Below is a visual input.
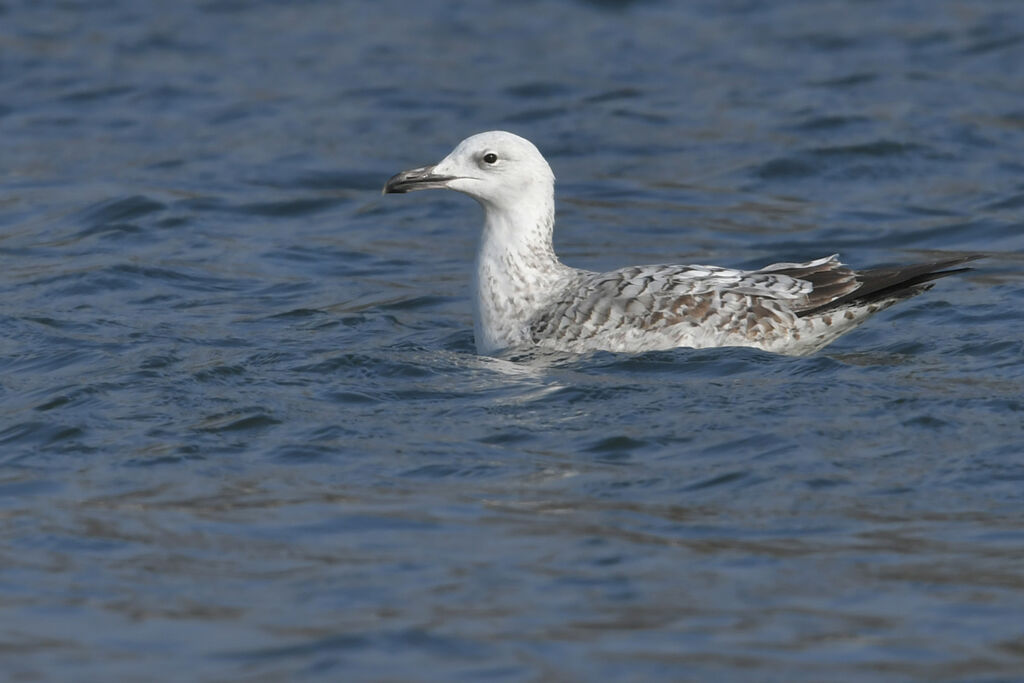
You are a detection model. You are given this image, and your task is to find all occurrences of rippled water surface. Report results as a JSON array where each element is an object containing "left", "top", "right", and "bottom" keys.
[{"left": 2, "top": 1, "right": 1024, "bottom": 680}]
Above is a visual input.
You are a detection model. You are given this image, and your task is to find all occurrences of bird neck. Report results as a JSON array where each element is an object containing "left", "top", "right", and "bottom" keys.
[{"left": 472, "top": 194, "right": 571, "bottom": 354}]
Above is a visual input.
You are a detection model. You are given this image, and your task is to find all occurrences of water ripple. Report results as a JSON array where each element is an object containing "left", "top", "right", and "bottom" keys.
[{"left": 1, "top": 1, "right": 1022, "bottom": 681}]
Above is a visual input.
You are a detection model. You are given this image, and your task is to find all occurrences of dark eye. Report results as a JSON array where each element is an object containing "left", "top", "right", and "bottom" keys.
[{"left": 482, "top": 152, "right": 498, "bottom": 164}]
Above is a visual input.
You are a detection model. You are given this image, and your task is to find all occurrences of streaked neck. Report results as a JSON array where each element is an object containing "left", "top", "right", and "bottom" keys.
[{"left": 473, "top": 194, "right": 570, "bottom": 354}]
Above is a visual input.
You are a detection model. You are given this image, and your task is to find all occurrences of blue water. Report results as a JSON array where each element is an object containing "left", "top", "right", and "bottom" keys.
[{"left": 2, "top": 1, "right": 1023, "bottom": 680}]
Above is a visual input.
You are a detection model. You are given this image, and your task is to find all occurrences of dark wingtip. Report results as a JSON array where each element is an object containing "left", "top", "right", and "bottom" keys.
[
  {"left": 941, "top": 254, "right": 986, "bottom": 267},
  {"left": 797, "top": 254, "right": 985, "bottom": 317}
]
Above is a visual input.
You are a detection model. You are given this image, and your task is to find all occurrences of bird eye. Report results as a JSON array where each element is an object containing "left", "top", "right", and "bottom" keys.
[{"left": 482, "top": 152, "right": 498, "bottom": 164}]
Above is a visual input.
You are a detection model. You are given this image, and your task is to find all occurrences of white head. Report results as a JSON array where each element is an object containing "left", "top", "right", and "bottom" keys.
[{"left": 383, "top": 131, "right": 555, "bottom": 211}]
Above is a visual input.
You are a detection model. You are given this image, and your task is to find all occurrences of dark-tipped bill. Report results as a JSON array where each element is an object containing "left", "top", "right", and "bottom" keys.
[{"left": 383, "top": 165, "right": 456, "bottom": 194}]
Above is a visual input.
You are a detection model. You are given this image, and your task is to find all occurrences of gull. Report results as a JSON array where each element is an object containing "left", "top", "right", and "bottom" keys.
[{"left": 383, "top": 131, "right": 979, "bottom": 356}]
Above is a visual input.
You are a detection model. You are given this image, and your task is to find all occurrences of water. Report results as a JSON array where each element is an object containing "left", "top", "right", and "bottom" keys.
[{"left": 2, "top": 0, "right": 1023, "bottom": 679}]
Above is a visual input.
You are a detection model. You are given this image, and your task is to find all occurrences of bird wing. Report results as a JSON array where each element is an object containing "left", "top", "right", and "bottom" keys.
[
  {"left": 529, "top": 255, "right": 859, "bottom": 344},
  {"left": 792, "top": 254, "right": 982, "bottom": 316}
]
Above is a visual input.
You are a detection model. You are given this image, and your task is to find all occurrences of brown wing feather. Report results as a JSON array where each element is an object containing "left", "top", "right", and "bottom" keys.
[{"left": 759, "top": 259, "right": 861, "bottom": 312}]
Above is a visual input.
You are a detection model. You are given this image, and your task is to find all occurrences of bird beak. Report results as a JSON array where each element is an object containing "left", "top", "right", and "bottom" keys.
[{"left": 382, "top": 165, "right": 457, "bottom": 194}]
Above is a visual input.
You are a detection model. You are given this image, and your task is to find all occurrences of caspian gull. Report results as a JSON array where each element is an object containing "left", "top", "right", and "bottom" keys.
[{"left": 384, "top": 131, "right": 980, "bottom": 356}]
